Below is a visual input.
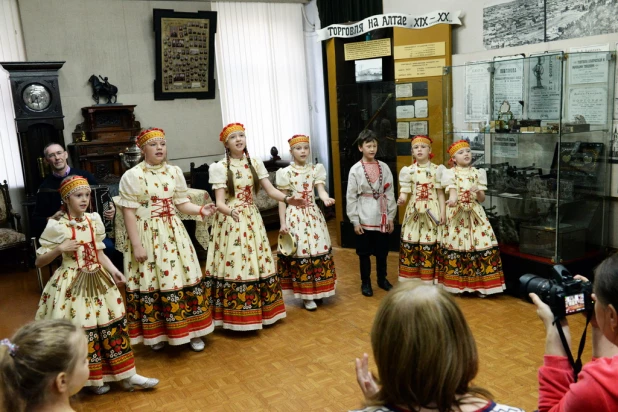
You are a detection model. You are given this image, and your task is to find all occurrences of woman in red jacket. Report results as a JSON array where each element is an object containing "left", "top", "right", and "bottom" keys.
[{"left": 531, "top": 254, "right": 618, "bottom": 412}]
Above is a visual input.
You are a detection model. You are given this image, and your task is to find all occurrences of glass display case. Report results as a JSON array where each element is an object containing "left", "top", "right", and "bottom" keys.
[
  {"left": 443, "top": 52, "right": 614, "bottom": 267},
  {"left": 336, "top": 81, "right": 400, "bottom": 249}
]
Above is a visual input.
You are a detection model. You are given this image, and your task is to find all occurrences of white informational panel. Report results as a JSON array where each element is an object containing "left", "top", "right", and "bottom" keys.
[
  {"left": 527, "top": 52, "right": 562, "bottom": 120},
  {"left": 493, "top": 55, "right": 525, "bottom": 119},
  {"left": 464, "top": 61, "right": 491, "bottom": 122}
]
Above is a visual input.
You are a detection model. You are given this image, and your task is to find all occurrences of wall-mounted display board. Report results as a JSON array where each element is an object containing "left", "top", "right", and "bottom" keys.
[
  {"left": 393, "top": 25, "right": 452, "bottom": 224},
  {"left": 325, "top": 22, "right": 453, "bottom": 247},
  {"left": 443, "top": 52, "right": 614, "bottom": 278}
]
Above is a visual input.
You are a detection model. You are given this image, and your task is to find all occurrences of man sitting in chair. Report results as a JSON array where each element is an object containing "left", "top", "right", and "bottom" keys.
[{"left": 32, "top": 143, "right": 122, "bottom": 268}]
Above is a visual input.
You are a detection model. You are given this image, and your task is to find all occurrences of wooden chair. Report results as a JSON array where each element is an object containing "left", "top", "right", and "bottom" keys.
[
  {"left": 189, "top": 161, "right": 214, "bottom": 199},
  {"left": 31, "top": 236, "right": 63, "bottom": 291},
  {"left": 258, "top": 147, "right": 290, "bottom": 230},
  {"left": 0, "top": 180, "right": 28, "bottom": 271}
]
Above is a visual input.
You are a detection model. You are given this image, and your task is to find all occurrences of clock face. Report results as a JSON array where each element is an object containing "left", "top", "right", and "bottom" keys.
[{"left": 22, "top": 83, "right": 51, "bottom": 111}]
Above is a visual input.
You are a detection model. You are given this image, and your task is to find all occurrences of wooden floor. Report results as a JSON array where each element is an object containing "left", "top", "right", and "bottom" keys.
[{"left": 0, "top": 224, "right": 592, "bottom": 412}]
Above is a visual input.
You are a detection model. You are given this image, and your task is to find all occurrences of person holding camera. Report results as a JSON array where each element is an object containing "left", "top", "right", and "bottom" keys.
[{"left": 530, "top": 255, "right": 618, "bottom": 411}]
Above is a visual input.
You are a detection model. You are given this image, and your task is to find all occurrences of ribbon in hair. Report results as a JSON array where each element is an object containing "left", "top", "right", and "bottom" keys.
[{"left": 0, "top": 338, "right": 18, "bottom": 357}]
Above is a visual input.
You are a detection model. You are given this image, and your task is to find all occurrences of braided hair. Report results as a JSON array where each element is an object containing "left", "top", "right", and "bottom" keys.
[
  {"left": 244, "top": 148, "right": 260, "bottom": 195},
  {"left": 225, "top": 147, "right": 260, "bottom": 196},
  {"left": 225, "top": 147, "right": 234, "bottom": 196}
]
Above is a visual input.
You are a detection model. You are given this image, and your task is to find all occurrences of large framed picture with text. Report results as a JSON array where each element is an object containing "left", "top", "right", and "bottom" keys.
[{"left": 153, "top": 9, "right": 217, "bottom": 100}]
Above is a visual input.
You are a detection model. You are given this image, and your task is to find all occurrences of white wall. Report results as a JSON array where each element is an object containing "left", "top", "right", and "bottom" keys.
[
  {"left": 17, "top": 0, "right": 224, "bottom": 171},
  {"left": 384, "top": 0, "right": 618, "bottom": 247},
  {"left": 0, "top": 0, "right": 26, "bottom": 210}
]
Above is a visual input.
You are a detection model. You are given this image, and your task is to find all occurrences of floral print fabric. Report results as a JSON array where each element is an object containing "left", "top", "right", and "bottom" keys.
[
  {"left": 204, "top": 156, "right": 286, "bottom": 330},
  {"left": 35, "top": 213, "right": 136, "bottom": 386},
  {"left": 118, "top": 162, "right": 214, "bottom": 345},
  {"left": 275, "top": 163, "right": 336, "bottom": 299},
  {"left": 398, "top": 163, "right": 444, "bottom": 282},
  {"left": 436, "top": 166, "right": 505, "bottom": 295}
]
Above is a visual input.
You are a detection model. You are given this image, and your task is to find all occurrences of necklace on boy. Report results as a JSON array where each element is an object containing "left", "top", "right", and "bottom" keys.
[{"left": 361, "top": 160, "right": 383, "bottom": 200}]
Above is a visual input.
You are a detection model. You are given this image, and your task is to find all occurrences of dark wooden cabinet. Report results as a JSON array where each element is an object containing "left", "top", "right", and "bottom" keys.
[
  {"left": 68, "top": 105, "right": 140, "bottom": 182},
  {"left": 0, "top": 62, "right": 66, "bottom": 200}
]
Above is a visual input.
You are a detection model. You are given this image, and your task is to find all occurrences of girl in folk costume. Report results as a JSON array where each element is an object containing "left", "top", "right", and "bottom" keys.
[
  {"left": 205, "top": 123, "right": 306, "bottom": 330},
  {"left": 437, "top": 140, "right": 505, "bottom": 296},
  {"left": 118, "top": 128, "right": 217, "bottom": 352},
  {"left": 396, "top": 136, "right": 446, "bottom": 283},
  {"left": 276, "top": 135, "right": 336, "bottom": 311},
  {"left": 35, "top": 176, "right": 158, "bottom": 395}
]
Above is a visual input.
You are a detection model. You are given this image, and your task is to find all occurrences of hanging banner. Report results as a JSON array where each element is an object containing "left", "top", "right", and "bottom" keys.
[{"left": 317, "top": 11, "right": 462, "bottom": 41}]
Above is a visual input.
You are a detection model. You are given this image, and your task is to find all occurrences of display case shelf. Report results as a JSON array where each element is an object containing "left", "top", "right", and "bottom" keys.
[{"left": 443, "top": 51, "right": 613, "bottom": 265}]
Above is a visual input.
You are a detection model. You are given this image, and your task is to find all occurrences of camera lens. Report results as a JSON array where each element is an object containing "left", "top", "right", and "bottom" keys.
[{"left": 519, "top": 274, "right": 551, "bottom": 298}]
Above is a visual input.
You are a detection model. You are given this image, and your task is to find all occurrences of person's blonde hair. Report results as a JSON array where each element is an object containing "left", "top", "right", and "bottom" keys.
[
  {"left": 0, "top": 319, "right": 83, "bottom": 412},
  {"left": 370, "top": 282, "right": 491, "bottom": 411}
]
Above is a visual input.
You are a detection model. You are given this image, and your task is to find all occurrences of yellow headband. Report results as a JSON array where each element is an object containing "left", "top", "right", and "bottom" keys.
[
  {"left": 288, "top": 134, "right": 310, "bottom": 148},
  {"left": 448, "top": 140, "right": 470, "bottom": 157},
  {"left": 220, "top": 123, "right": 245, "bottom": 144},
  {"left": 137, "top": 128, "right": 166, "bottom": 148},
  {"left": 59, "top": 176, "right": 90, "bottom": 200},
  {"left": 411, "top": 135, "right": 432, "bottom": 146}
]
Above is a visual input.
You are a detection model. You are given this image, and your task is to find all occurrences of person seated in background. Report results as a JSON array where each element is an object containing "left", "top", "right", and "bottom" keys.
[
  {"left": 32, "top": 143, "right": 122, "bottom": 269},
  {"left": 352, "top": 281, "right": 523, "bottom": 412},
  {"left": 530, "top": 254, "right": 618, "bottom": 411}
]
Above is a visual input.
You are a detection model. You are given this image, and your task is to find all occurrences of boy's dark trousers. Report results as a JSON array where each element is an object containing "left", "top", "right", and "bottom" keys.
[{"left": 356, "top": 230, "right": 390, "bottom": 293}]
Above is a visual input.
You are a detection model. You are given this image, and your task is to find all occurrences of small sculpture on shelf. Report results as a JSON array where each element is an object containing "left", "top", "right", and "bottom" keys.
[
  {"left": 270, "top": 146, "right": 281, "bottom": 161},
  {"left": 88, "top": 74, "right": 118, "bottom": 104},
  {"left": 119, "top": 135, "right": 142, "bottom": 171},
  {"left": 496, "top": 100, "right": 513, "bottom": 132},
  {"left": 563, "top": 115, "right": 590, "bottom": 133}
]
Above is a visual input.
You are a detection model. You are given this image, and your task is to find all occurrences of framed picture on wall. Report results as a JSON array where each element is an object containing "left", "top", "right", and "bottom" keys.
[{"left": 153, "top": 9, "right": 217, "bottom": 100}]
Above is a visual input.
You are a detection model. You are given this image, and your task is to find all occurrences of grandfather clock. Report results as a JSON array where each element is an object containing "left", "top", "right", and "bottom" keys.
[{"left": 0, "top": 61, "right": 65, "bottom": 202}]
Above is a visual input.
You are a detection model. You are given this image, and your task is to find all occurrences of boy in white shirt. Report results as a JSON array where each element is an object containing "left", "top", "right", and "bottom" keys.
[{"left": 346, "top": 130, "right": 396, "bottom": 297}]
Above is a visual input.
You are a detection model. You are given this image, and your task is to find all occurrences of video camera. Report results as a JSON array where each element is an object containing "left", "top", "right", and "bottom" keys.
[{"left": 520, "top": 265, "right": 593, "bottom": 318}]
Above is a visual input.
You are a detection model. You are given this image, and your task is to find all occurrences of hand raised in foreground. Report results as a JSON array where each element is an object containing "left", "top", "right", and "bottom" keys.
[{"left": 355, "top": 353, "right": 379, "bottom": 401}]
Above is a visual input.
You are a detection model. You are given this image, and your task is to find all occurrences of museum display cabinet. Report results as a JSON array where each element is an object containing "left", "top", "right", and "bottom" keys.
[
  {"left": 68, "top": 105, "right": 141, "bottom": 183},
  {"left": 336, "top": 80, "right": 400, "bottom": 250},
  {"left": 443, "top": 52, "right": 614, "bottom": 281}
]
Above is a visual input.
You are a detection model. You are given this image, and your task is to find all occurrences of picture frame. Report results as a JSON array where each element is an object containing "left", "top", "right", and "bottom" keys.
[{"left": 153, "top": 9, "right": 217, "bottom": 100}]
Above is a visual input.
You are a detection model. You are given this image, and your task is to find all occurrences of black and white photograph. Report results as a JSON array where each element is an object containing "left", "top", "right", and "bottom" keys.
[
  {"left": 470, "top": 131, "right": 485, "bottom": 151},
  {"left": 355, "top": 58, "right": 383, "bottom": 83},
  {"left": 547, "top": 0, "right": 618, "bottom": 41},
  {"left": 483, "top": 0, "right": 545, "bottom": 49},
  {"left": 485, "top": 0, "right": 618, "bottom": 49},
  {"left": 471, "top": 150, "right": 486, "bottom": 166},
  {"left": 528, "top": 53, "right": 562, "bottom": 120}
]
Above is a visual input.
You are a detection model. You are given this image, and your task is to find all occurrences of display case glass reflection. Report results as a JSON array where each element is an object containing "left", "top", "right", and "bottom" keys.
[{"left": 337, "top": 81, "right": 397, "bottom": 223}]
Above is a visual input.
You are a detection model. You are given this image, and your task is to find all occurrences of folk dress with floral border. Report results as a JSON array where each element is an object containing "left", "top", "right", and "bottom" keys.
[
  {"left": 117, "top": 161, "right": 214, "bottom": 345},
  {"left": 35, "top": 213, "right": 136, "bottom": 387},
  {"left": 205, "top": 156, "right": 286, "bottom": 331},
  {"left": 275, "top": 163, "right": 336, "bottom": 299},
  {"left": 436, "top": 166, "right": 505, "bottom": 295},
  {"left": 398, "top": 162, "right": 445, "bottom": 283}
]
